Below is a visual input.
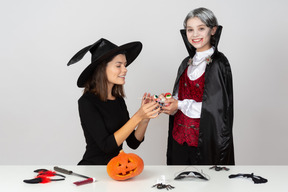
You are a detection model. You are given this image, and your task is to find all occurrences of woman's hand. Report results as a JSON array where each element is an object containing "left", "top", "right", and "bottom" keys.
[
  {"left": 137, "top": 92, "right": 160, "bottom": 120},
  {"left": 141, "top": 92, "right": 152, "bottom": 105},
  {"left": 114, "top": 93, "right": 160, "bottom": 146},
  {"left": 161, "top": 97, "right": 178, "bottom": 115}
]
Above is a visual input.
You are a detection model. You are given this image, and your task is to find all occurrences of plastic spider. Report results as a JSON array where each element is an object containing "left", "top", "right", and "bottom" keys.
[{"left": 152, "top": 183, "right": 175, "bottom": 190}]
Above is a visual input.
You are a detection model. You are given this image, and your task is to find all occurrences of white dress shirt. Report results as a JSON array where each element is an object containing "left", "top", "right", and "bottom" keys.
[{"left": 175, "top": 47, "right": 215, "bottom": 118}]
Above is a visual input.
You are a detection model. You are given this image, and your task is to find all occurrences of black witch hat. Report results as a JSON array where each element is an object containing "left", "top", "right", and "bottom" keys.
[{"left": 67, "top": 38, "right": 142, "bottom": 87}]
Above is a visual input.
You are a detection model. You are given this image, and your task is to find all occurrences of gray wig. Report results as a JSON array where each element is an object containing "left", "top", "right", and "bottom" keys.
[{"left": 183, "top": 7, "right": 218, "bottom": 29}]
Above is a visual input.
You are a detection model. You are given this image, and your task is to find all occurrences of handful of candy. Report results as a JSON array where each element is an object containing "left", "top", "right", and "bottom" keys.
[{"left": 153, "top": 93, "right": 172, "bottom": 106}]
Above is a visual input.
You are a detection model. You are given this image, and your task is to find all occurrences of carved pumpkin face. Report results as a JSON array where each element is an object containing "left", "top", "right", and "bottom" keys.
[{"left": 107, "top": 150, "right": 144, "bottom": 181}]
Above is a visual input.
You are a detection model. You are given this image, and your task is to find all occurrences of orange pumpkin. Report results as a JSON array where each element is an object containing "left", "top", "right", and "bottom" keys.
[{"left": 107, "top": 150, "right": 144, "bottom": 181}]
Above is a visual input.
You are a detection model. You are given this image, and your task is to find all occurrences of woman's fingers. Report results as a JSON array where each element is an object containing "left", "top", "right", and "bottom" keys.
[
  {"left": 147, "top": 105, "right": 161, "bottom": 118},
  {"left": 141, "top": 101, "right": 160, "bottom": 117},
  {"left": 142, "top": 93, "right": 153, "bottom": 105}
]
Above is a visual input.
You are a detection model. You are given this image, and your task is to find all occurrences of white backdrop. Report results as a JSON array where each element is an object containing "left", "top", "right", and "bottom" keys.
[{"left": 1, "top": 0, "right": 287, "bottom": 165}]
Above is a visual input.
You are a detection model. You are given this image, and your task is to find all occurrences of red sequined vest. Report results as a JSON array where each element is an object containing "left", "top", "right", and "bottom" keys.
[{"left": 172, "top": 67, "right": 205, "bottom": 147}]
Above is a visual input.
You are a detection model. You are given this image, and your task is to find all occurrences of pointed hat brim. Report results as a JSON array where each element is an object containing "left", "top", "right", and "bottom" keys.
[{"left": 67, "top": 38, "right": 142, "bottom": 88}]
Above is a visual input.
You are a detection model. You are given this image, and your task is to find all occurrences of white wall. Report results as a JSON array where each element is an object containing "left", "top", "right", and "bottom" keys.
[{"left": 1, "top": 0, "right": 287, "bottom": 165}]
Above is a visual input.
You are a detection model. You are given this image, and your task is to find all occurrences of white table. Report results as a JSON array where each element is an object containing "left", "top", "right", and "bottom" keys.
[{"left": 0, "top": 165, "right": 286, "bottom": 192}]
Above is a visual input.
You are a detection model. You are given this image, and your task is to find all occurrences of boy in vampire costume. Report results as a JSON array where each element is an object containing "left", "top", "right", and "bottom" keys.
[{"left": 162, "top": 8, "right": 235, "bottom": 165}]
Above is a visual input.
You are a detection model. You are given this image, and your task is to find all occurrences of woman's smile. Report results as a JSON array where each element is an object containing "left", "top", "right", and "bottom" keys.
[{"left": 106, "top": 54, "right": 128, "bottom": 87}]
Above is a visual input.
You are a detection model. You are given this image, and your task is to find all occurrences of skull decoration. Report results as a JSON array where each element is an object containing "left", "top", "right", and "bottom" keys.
[{"left": 107, "top": 150, "right": 144, "bottom": 181}]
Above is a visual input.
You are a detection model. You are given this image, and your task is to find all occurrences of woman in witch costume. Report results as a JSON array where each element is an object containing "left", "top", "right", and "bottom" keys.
[
  {"left": 68, "top": 38, "right": 160, "bottom": 165},
  {"left": 162, "top": 7, "right": 235, "bottom": 165}
]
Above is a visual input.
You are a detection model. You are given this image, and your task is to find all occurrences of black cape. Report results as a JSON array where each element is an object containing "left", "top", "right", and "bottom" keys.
[{"left": 167, "top": 26, "right": 235, "bottom": 165}]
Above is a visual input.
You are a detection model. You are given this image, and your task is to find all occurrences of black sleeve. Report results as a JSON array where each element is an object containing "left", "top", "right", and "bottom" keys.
[
  {"left": 78, "top": 98, "right": 119, "bottom": 154},
  {"left": 119, "top": 98, "right": 143, "bottom": 150},
  {"left": 126, "top": 130, "right": 143, "bottom": 149},
  {"left": 219, "top": 55, "right": 235, "bottom": 165}
]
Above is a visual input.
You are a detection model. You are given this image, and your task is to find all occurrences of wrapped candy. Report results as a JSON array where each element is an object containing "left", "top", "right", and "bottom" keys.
[
  {"left": 164, "top": 93, "right": 172, "bottom": 99},
  {"left": 153, "top": 93, "right": 172, "bottom": 106}
]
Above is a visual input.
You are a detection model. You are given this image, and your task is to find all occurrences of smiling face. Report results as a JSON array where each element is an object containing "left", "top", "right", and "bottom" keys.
[
  {"left": 186, "top": 17, "right": 217, "bottom": 52},
  {"left": 106, "top": 54, "right": 127, "bottom": 89}
]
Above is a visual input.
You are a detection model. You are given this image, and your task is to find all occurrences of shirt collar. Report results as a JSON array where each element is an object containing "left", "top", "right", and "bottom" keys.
[{"left": 192, "top": 47, "right": 215, "bottom": 66}]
